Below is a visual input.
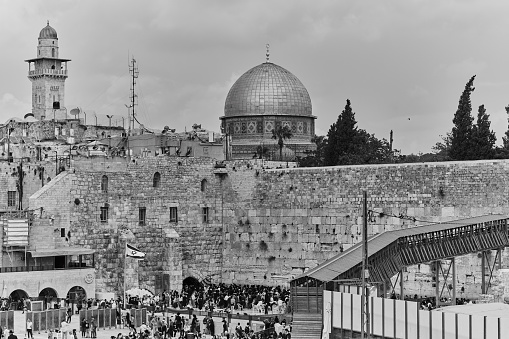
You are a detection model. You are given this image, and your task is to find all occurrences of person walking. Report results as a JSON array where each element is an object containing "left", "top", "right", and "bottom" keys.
[{"left": 66, "top": 308, "right": 72, "bottom": 323}]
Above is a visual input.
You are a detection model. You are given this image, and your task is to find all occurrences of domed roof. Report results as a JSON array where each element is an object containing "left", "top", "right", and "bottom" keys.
[
  {"left": 39, "top": 21, "right": 57, "bottom": 39},
  {"left": 224, "top": 62, "right": 312, "bottom": 117}
]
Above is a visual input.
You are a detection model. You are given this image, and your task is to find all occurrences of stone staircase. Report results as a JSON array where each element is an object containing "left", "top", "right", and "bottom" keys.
[{"left": 291, "top": 313, "right": 322, "bottom": 339}]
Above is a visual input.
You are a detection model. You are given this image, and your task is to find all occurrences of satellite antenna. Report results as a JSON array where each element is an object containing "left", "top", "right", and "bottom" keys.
[
  {"left": 70, "top": 107, "right": 81, "bottom": 123},
  {"left": 69, "top": 108, "right": 80, "bottom": 115}
]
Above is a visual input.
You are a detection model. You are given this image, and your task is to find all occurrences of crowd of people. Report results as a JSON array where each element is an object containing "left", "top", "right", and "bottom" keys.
[
  {"left": 124, "top": 283, "right": 290, "bottom": 315},
  {"left": 110, "top": 313, "right": 290, "bottom": 339},
  {"left": 69, "top": 283, "right": 292, "bottom": 339}
]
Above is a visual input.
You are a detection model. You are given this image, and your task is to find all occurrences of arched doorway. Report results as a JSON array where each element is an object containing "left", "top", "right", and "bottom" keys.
[
  {"left": 39, "top": 288, "right": 58, "bottom": 310},
  {"left": 67, "top": 286, "right": 86, "bottom": 314},
  {"left": 182, "top": 277, "right": 203, "bottom": 308},
  {"left": 9, "top": 290, "right": 29, "bottom": 310}
]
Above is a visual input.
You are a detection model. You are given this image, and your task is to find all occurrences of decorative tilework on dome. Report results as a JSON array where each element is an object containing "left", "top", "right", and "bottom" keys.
[{"left": 224, "top": 62, "right": 312, "bottom": 117}]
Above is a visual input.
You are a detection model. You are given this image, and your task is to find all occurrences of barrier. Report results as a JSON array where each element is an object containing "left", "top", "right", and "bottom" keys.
[
  {"left": 79, "top": 308, "right": 123, "bottom": 330},
  {"left": 164, "top": 308, "right": 291, "bottom": 326},
  {"left": 27, "top": 309, "right": 66, "bottom": 332},
  {"left": 324, "top": 290, "right": 509, "bottom": 339},
  {"left": 0, "top": 311, "right": 14, "bottom": 331}
]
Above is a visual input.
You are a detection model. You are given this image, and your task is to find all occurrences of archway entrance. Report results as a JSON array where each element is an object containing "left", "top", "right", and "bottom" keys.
[
  {"left": 67, "top": 286, "right": 86, "bottom": 314},
  {"left": 9, "top": 290, "right": 29, "bottom": 310},
  {"left": 39, "top": 288, "right": 58, "bottom": 310},
  {"left": 182, "top": 277, "right": 203, "bottom": 308}
]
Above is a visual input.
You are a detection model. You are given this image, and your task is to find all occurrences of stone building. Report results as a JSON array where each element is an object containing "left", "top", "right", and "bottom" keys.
[
  {"left": 220, "top": 62, "right": 316, "bottom": 160},
  {"left": 25, "top": 22, "right": 70, "bottom": 121}
]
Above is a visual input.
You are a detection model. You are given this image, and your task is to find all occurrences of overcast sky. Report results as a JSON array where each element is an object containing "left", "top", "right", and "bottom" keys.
[{"left": 1, "top": 0, "right": 509, "bottom": 154}]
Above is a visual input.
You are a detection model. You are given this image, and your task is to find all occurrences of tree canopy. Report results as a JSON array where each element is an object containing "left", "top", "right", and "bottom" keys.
[
  {"left": 271, "top": 125, "right": 293, "bottom": 160},
  {"left": 322, "top": 99, "right": 392, "bottom": 166}
]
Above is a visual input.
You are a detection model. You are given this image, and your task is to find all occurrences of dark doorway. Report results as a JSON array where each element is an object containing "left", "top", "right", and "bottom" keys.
[
  {"left": 9, "top": 290, "right": 29, "bottom": 310},
  {"left": 67, "top": 286, "right": 86, "bottom": 314},
  {"left": 39, "top": 288, "right": 58, "bottom": 310}
]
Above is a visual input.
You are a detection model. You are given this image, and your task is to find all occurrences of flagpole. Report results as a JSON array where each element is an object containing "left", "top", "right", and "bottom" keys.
[{"left": 124, "top": 241, "right": 127, "bottom": 310}]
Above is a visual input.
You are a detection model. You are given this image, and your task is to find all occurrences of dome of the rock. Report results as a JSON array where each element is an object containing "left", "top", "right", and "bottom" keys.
[
  {"left": 224, "top": 62, "right": 312, "bottom": 118},
  {"left": 220, "top": 60, "right": 316, "bottom": 160}
]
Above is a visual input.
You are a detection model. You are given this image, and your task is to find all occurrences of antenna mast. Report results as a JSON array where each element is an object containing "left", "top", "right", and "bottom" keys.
[{"left": 129, "top": 58, "right": 139, "bottom": 131}]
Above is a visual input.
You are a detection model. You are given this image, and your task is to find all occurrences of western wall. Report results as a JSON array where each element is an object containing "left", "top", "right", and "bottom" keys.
[{"left": 27, "top": 156, "right": 509, "bottom": 299}]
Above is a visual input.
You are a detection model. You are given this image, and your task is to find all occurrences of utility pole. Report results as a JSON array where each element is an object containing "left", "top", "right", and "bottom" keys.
[
  {"left": 361, "top": 191, "right": 370, "bottom": 338},
  {"left": 125, "top": 104, "right": 132, "bottom": 162},
  {"left": 106, "top": 115, "right": 113, "bottom": 149},
  {"left": 129, "top": 58, "right": 139, "bottom": 131}
]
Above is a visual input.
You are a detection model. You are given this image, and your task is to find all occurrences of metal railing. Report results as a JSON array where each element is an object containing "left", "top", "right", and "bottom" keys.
[
  {"left": 28, "top": 69, "right": 68, "bottom": 76},
  {"left": 0, "top": 264, "right": 92, "bottom": 273}
]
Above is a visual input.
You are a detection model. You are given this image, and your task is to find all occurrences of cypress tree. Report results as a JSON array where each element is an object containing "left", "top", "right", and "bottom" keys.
[
  {"left": 471, "top": 104, "right": 496, "bottom": 159},
  {"left": 449, "top": 75, "right": 475, "bottom": 160}
]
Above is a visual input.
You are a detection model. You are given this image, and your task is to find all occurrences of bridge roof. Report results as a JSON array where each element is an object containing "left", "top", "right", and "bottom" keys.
[{"left": 296, "top": 214, "right": 508, "bottom": 283}]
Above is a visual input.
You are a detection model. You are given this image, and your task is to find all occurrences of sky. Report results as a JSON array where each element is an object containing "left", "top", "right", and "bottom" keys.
[{"left": 1, "top": 0, "right": 509, "bottom": 155}]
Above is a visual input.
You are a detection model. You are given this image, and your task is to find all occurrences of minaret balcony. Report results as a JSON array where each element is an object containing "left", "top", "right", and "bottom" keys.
[{"left": 28, "top": 69, "right": 68, "bottom": 77}]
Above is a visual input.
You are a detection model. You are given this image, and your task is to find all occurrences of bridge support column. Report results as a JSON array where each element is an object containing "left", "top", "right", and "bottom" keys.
[
  {"left": 400, "top": 269, "right": 404, "bottom": 300},
  {"left": 498, "top": 248, "right": 503, "bottom": 270},
  {"left": 481, "top": 251, "right": 486, "bottom": 294},
  {"left": 435, "top": 261, "right": 440, "bottom": 306},
  {"left": 452, "top": 257, "right": 456, "bottom": 305}
]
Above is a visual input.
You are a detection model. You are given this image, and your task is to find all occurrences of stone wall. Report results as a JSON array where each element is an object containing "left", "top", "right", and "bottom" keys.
[
  {"left": 221, "top": 159, "right": 509, "bottom": 297},
  {"left": 27, "top": 157, "right": 509, "bottom": 300},
  {"left": 0, "top": 160, "right": 57, "bottom": 211}
]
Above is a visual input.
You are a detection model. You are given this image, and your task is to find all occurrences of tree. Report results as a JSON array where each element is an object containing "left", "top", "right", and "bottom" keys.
[
  {"left": 271, "top": 125, "right": 293, "bottom": 160},
  {"left": 470, "top": 104, "right": 496, "bottom": 159},
  {"left": 324, "top": 99, "right": 391, "bottom": 166},
  {"left": 502, "top": 105, "right": 509, "bottom": 150},
  {"left": 449, "top": 75, "right": 475, "bottom": 160},
  {"left": 431, "top": 132, "right": 452, "bottom": 161},
  {"left": 298, "top": 135, "right": 327, "bottom": 167}
]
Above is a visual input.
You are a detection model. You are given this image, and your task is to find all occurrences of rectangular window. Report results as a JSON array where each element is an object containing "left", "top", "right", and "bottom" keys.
[
  {"left": 60, "top": 228, "right": 66, "bottom": 238},
  {"left": 139, "top": 207, "right": 146, "bottom": 226},
  {"left": 170, "top": 207, "right": 178, "bottom": 223},
  {"left": 202, "top": 207, "right": 209, "bottom": 223},
  {"left": 7, "top": 191, "right": 16, "bottom": 207},
  {"left": 100, "top": 206, "right": 108, "bottom": 223}
]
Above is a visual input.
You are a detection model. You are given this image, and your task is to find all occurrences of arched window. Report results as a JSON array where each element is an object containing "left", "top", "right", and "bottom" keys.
[
  {"left": 52, "top": 48, "right": 55, "bottom": 57},
  {"left": 101, "top": 175, "right": 108, "bottom": 192},
  {"left": 153, "top": 172, "right": 161, "bottom": 188},
  {"left": 201, "top": 179, "right": 208, "bottom": 192}
]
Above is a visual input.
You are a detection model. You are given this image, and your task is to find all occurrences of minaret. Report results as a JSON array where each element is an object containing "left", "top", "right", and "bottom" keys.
[{"left": 25, "top": 21, "right": 71, "bottom": 120}]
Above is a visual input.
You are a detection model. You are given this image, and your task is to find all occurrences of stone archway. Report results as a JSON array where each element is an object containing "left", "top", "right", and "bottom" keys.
[
  {"left": 183, "top": 276, "right": 202, "bottom": 289},
  {"left": 39, "top": 287, "right": 58, "bottom": 310},
  {"left": 182, "top": 276, "right": 203, "bottom": 309},
  {"left": 67, "top": 286, "right": 86, "bottom": 314},
  {"left": 9, "top": 289, "right": 29, "bottom": 310}
]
